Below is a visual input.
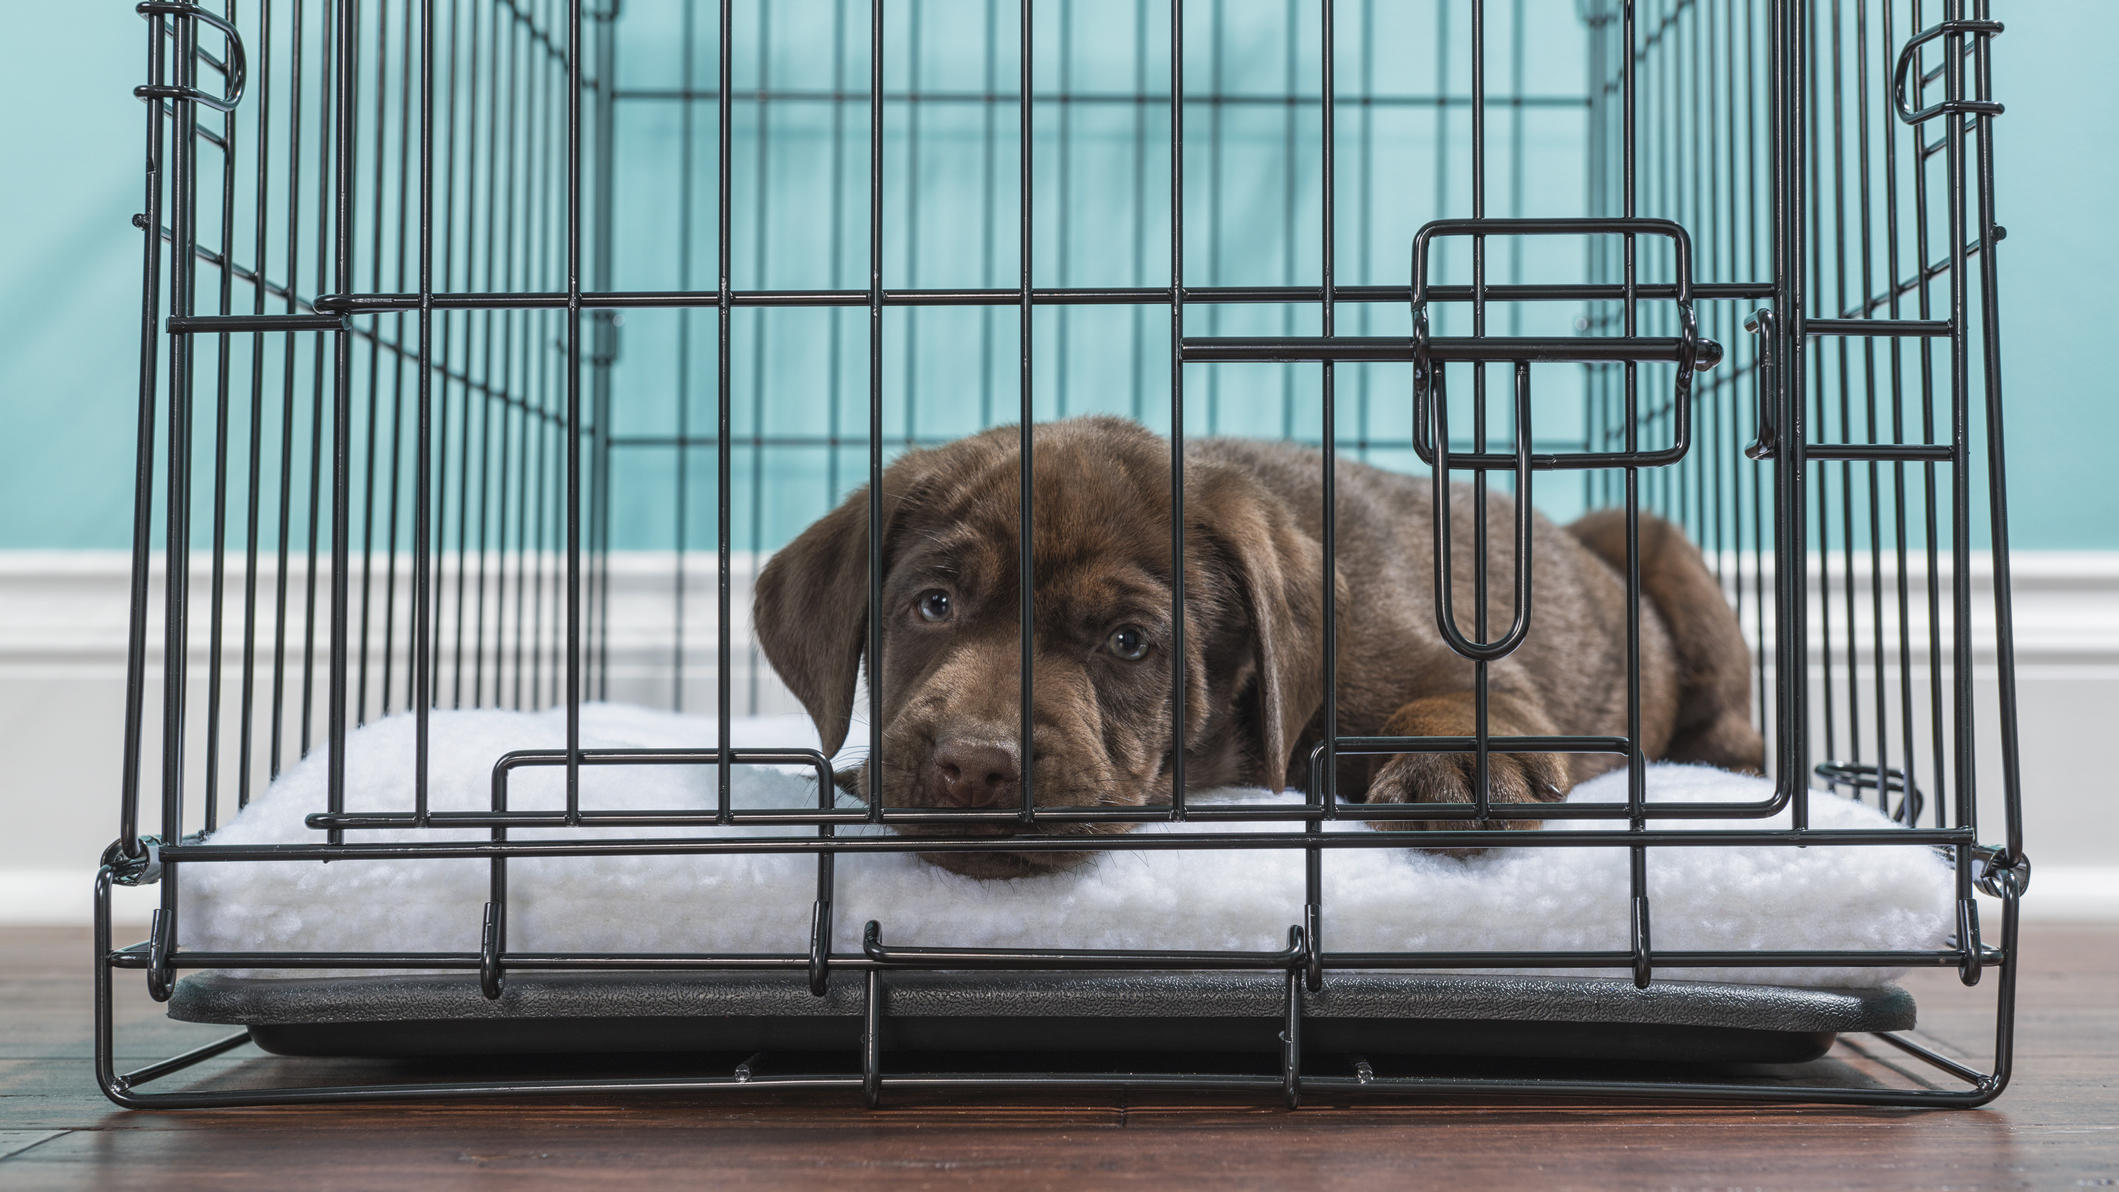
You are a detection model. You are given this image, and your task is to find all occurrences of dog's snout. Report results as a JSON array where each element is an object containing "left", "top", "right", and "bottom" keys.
[{"left": 928, "top": 737, "right": 1021, "bottom": 807}]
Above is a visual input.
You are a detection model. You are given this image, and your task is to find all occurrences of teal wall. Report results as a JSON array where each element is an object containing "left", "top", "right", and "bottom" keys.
[
  {"left": 1, "top": 1, "right": 2106, "bottom": 551},
  {"left": 3, "top": 3, "right": 149, "bottom": 550}
]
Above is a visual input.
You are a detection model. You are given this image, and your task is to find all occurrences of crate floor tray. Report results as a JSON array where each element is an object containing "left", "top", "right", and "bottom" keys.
[{"left": 170, "top": 971, "right": 1915, "bottom": 1066}]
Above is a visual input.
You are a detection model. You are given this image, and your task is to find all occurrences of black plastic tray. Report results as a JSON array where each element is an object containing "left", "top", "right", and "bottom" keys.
[{"left": 170, "top": 971, "right": 1915, "bottom": 1066}]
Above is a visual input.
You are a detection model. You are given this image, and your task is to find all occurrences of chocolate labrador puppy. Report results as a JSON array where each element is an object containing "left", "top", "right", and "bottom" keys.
[{"left": 755, "top": 416, "right": 1761, "bottom": 877}]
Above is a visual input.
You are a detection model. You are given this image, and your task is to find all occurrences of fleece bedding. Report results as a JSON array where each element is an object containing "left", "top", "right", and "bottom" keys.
[{"left": 182, "top": 704, "right": 1953, "bottom": 988}]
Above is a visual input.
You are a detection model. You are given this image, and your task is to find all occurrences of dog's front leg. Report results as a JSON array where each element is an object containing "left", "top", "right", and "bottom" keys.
[{"left": 1358, "top": 691, "right": 1571, "bottom": 849}]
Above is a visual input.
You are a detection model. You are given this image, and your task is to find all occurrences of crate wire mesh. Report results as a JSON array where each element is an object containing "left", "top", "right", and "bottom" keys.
[{"left": 98, "top": 0, "right": 2028, "bottom": 1106}]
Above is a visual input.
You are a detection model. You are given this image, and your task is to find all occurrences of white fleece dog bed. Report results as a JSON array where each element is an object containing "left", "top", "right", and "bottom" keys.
[{"left": 182, "top": 704, "right": 1952, "bottom": 988}]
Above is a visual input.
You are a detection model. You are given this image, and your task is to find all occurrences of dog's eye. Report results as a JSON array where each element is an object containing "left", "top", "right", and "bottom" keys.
[
  {"left": 915, "top": 589, "right": 953, "bottom": 623},
  {"left": 1106, "top": 625, "right": 1150, "bottom": 661}
]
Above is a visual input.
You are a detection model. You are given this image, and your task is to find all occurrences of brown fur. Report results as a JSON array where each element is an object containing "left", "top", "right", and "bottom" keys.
[{"left": 754, "top": 417, "right": 1763, "bottom": 877}]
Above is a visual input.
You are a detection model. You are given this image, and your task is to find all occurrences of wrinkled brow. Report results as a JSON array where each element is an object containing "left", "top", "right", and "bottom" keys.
[
  {"left": 1041, "top": 562, "right": 1177, "bottom": 639},
  {"left": 890, "top": 524, "right": 1004, "bottom": 592},
  {"left": 1086, "top": 568, "right": 1175, "bottom": 623}
]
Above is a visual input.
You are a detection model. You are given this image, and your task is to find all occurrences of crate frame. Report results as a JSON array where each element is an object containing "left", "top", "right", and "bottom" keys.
[{"left": 97, "top": 0, "right": 2028, "bottom": 1108}]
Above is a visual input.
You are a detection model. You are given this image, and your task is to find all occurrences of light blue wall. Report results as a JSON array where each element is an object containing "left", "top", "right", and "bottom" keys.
[
  {"left": 1, "top": 1, "right": 2106, "bottom": 551},
  {"left": 1975, "top": 0, "right": 2116, "bottom": 551},
  {"left": 2, "top": 3, "right": 150, "bottom": 550}
]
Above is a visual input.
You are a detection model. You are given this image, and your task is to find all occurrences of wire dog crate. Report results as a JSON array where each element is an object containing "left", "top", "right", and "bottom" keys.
[{"left": 100, "top": 0, "right": 2027, "bottom": 1107}]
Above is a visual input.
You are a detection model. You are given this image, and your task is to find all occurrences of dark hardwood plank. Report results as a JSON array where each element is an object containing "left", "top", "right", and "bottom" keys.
[
  {"left": 1, "top": 924, "right": 2113, "bottom": 1189},
  {"left": 0, "top": 1132, "right": 67, "bottom": 1161}
]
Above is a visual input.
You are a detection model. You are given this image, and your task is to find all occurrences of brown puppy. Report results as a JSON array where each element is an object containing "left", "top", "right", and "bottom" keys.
[{"left": 754, "top": 417, "right": 1762, "bottom": 877}]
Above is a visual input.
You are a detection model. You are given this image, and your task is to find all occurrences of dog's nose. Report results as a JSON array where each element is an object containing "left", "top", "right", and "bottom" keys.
[{"left": 928, "top": 738, "right": 1021, "bottom": 807}]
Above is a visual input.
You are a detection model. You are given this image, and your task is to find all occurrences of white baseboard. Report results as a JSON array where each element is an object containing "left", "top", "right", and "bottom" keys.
[
  {"left": 2016, "top": 867, "right": 2119, "bottom": 924},
  {"left": 2, "top": 549, "right": 2114, "bottom": 925},
  {"left": 0, "top": 868, "right": 159, "bottom": 928}
]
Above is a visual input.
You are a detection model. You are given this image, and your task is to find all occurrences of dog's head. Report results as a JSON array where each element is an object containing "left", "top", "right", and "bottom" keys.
[{"left": 753, "top": 417, "right": 1325, "bottom": 877}]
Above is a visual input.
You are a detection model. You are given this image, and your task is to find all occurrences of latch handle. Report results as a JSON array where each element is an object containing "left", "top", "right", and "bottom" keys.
[
  {"left": 135, "top": 2, "right": 248, "bottom": 113},
  {"left": 1893, "top": 20, "right": 2003, "bottom": 125}
]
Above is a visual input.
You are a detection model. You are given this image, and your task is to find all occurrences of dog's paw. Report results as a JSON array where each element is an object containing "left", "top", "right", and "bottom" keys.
[{"left": 1361, "top": 750, "right": 1570, "bottom": 855}]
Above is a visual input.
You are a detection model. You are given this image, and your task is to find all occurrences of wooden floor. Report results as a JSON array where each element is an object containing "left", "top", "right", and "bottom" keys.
[{"left": 2, "top": 924, "right": 2113, "bottom": 1190}]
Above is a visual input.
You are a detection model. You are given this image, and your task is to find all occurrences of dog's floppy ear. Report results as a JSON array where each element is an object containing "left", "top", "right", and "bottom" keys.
[
  {"left": 1194, "top": 470, "right": 1331, "bottom": 792},
  {"left": 754, "top": 451, "right": 939, "bottom": 757}
]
